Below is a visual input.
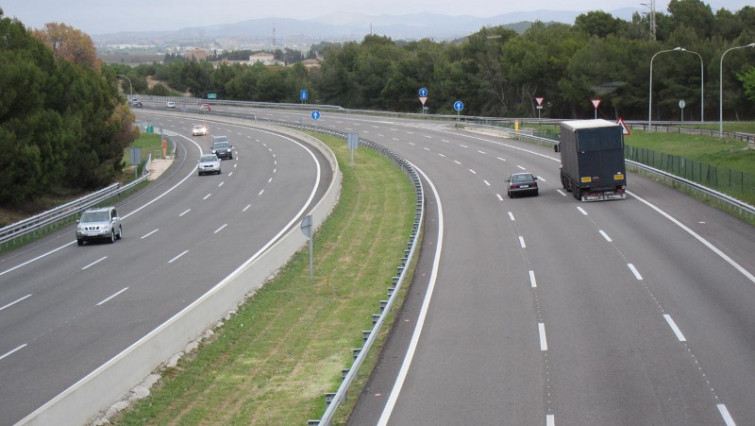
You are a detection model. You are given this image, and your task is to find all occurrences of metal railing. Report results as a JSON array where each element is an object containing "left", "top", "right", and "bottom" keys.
[{"left": 0, "top": 155, "right": 152, "bottom": 251}]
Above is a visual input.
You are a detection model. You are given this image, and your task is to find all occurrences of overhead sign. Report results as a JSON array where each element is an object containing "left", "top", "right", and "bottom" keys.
[
  {"left": 535, "top": 97, "right": 544, "bottom": 106},
  {"left": 311, "top": 110, "right": 321, "bottom": 120},
  {"left": 617, "top": 117, "right": 631, "bottom": 135},
  {"left": 454, "top": 101, "right": 464, "bottom": 112},
  {"left": 591, "top": 99, "right": 602, "bottom": 109}
]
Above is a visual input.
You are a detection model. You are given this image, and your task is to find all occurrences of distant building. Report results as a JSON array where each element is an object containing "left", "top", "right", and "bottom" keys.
[
  {"left": 249, "top": 52, "right": 278, "bottom": 66},
  {"left": 300, "top": 58, "right": 321, "bottom": 70},
  {"left": 184, "top": 48, "right": 208, "bottom": 61}
]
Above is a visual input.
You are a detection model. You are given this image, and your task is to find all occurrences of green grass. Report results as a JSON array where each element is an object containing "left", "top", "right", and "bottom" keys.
[
  {"left": 624, "top": 130, "right": 755, "bottom": 175},
  {"left": 111, "top": 133, "right": 417, "bottom": 425}
]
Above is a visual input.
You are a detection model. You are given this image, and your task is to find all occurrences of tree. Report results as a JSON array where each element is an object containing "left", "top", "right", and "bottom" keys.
[
  {"left": 739, "top": 67, "right": 755, "bottom": 106},
  {"left": 32, "top": 22, "right": 100, "bottom": 71}
]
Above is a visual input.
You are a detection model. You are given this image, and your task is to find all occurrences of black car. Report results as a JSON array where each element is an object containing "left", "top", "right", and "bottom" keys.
[
  {"left": 507, "top": 172, "right": 539, "bottom": 198},
  {"left": 212, "top": 141, "right": 233, "bottom": 160}
]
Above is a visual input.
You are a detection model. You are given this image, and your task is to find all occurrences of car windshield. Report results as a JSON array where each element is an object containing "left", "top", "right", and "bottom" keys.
[
  {"left": 200, "top": 155, "right": 218, "bottom": 162},
  {"left": 81, "top": 211, "right": 109, "bottom": 222},
  {"left": 213, "top": 136, "right": 228, "bottom": 143},
  {"left": 512, "top": 174, "right": 533, "bottom": 183},
  {"left": 214, "top": 142, "right": 230, "bottom": 149}
]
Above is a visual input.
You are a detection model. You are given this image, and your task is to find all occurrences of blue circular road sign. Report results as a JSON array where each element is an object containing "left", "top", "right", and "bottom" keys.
[
  {"left": 418, "top": 87, "right": 429, "bottom": 97},
  {"left": 311, "top": 110, "right": 321, "bottom": 120},
  {"left": 454, "top": 101, "right": 464, "bottom": 112}
]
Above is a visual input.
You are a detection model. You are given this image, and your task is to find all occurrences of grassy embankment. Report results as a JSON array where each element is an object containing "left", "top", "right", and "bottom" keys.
[{"left": 111, "top": 132, "right": 417, "bottom": 424}]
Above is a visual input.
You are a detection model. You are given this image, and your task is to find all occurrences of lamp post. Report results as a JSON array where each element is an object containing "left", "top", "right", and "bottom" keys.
[
  {"left": 649, "top": 47, "right": 682, "bottom": 126},
  {"left": 116, "top": 74, "right": 133, "bottom": 101},
  {"left": 675, "top": 47, "right": 704, "bottom": 122},
  {"left": 719, "top": 43, "right": 755, "bottom": 137}
]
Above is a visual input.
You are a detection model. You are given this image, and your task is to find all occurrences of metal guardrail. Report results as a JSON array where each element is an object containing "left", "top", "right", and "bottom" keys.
[
  {"left": 507, "top": 130, "right": 755, "bottom": 221},
  {"left": 0, "top": 155, "right": 152, "bottom": 251}
]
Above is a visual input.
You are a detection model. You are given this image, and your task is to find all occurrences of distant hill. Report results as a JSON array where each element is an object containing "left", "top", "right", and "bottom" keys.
[{"left": 93, "top": 8, "right": 639, "bottom": 47}]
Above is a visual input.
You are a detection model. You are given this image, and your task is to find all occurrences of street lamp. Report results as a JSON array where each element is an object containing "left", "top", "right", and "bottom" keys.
[
  {"left": 719, "top": 43, "right": 755, "bottom": 137},
  {"left": 675, "top": 47, "right": 704, "bottom": 123},
  {"left": 648, "top": 47, "right": 682, "bottom": 126},
  {"left": 116, "top": 74, "right": 133, "bottom": 101}
]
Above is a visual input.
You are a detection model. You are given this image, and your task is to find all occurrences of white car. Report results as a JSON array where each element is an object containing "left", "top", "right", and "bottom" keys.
[
  {"left": 166, "top": 101, "right": 176, "bottom": 108},
  {"left": 198, "top": 153, "right": 221, "bottom": 175},
  {"left": 192, "top": 124, "right": 207, "bottom": 136}
]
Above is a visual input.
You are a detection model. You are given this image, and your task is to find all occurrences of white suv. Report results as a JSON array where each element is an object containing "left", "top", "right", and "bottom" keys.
[{"left": 75, "top": 207, "right": 122, "bottom": 245}]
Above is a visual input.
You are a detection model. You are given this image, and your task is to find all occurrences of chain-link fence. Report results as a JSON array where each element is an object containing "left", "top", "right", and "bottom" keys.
[{"left": 625, "top": 146, "right": 755, "bottom": 202}]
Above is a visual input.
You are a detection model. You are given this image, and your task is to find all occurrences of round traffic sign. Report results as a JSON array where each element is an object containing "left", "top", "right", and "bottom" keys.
[
  {"left": 454, "top": 101, "right": 464, "bottom": 112},
  {"left": 311, "top": 110, "right": 321, "bottom": 120},
  {"left": 419, "top": 87, "right": 429, "bottom": 97}
]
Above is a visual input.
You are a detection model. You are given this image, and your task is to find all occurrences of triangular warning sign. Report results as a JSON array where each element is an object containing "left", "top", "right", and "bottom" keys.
[{"left": 617, "top": 117, "right": 631, "bottom": 136}]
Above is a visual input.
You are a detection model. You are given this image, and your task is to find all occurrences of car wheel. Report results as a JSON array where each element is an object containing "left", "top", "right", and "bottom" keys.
[
  {"left": 77, "top": 239, "right": 83, "bottom": 246},
  {"left": 217, "top": 169, "right": 222, "bottom": 175},
  {"left": 507, "top": 191, "right": 513, "bottom": 198},
  {"left": 116, "top": 225, "right": 123, "bottom": 240},
  {"left": 109, "top": 229, "right": 115, "bottom": 243},
  {"left": 534, "top": 190, "right": 539, "bottom": 196}
]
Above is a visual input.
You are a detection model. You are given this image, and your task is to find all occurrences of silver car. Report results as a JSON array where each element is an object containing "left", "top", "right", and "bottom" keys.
[
  {"left": 198, "top": 153, "right": 221, "bottom": 175},
  {"left": 76, "top": 207, "right": 122, "bottom": 245}
]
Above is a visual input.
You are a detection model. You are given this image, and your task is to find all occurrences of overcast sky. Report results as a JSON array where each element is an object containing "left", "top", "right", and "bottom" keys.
[{"left": 1, "top": 0, "right": 751, "bottom": 35}]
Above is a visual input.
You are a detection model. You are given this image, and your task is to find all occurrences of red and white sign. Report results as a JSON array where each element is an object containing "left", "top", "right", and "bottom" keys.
[
  {"left": 591, "top": 99, "right": 602, "bottom": 109},
  {"left": 617, "top": 117, "right": 631, "bottom": 135},
  {"left": 535, "top": 97, "right": 544, "bottom": 106},
  {"left": 419, "top": 96, "right": 428, "bottom": 106}
]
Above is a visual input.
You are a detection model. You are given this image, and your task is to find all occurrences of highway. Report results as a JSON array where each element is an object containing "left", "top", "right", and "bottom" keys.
[
  {"left": 249, "top": 107, "right": 755, "bottom": 425},
  {"left": 2, "top": 104, "right": 755, "bottom": 425},
  {"left": 0, "top": 112, "right": 332, "bottom": 423}
]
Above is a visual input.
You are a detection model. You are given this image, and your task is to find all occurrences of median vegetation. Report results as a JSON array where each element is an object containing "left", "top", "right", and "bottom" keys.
[{"left": 110, "top": 133, "right": 416, "bottom": 424}]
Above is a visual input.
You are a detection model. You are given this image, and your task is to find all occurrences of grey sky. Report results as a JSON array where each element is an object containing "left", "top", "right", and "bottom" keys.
[{"left": 1, "top": 0, "right": 751, "bottom": 35}]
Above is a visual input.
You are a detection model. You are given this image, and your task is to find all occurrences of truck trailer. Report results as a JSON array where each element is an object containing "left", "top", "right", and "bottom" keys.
[{"left": 555, "top": 119, "right": 627, "bottom": 201}]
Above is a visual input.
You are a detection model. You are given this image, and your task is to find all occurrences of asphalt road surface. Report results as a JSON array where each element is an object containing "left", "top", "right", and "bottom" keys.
[
  {"left": 250, "top": 108, "right": 755, "bottom": 426},
  {"left": 0, "top": 112, "right": 332, "bottom": 423}
]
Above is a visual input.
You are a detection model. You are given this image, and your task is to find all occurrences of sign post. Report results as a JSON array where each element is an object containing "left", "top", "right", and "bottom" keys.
[
  {"left": 347, "top": 133, "right": 359, "bottom": 168},
  {"left": 591, "top": 98, "right": 602, "bottom": 119},
  {"left": 300, "top": 215, "right": 314, "bottom": 279},
  {"left": 418, "top": 87, "right": 428, "bottom": 113},
  {"left": 535, "top": 97, "right": 544, "bottom": 119},
  {"left": 453, "top": 100, "right": 464, "bottom": 125}
]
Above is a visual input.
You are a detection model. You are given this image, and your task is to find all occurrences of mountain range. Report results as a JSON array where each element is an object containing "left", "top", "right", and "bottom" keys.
[{"left": 93, "top": 8, "right": 640, "bottom": 47}]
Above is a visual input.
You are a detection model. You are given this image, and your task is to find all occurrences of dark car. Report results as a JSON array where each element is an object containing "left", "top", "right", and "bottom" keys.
[
  {"left": 211, "top": 136, "right": 233, "bottom": 160},
  {"left": 507, "top": 173, "right": 539, "bottom": 198}
]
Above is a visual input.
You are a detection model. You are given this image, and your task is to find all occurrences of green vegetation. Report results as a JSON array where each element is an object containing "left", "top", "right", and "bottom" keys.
[
  {"left": 0, "top": 10, "right": 137, "bottom": 206},
  {"left": 112, "top": 2, "right": 755, "bottom": 123},
  {"left": 112, "top": 133, "right": 416, "bottom": 425}
]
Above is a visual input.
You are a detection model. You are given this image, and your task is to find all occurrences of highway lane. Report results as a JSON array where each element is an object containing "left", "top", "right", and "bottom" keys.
[
  {"left": 0, "top": 114, "right": 332, "bottom": 423},
  {"left": 241, "top": 110, "right": 755, "bottom": 425}
]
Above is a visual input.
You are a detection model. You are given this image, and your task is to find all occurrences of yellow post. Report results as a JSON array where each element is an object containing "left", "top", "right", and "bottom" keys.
[{"left": 515, "top": 120, "right": 519, "bottom": 132}]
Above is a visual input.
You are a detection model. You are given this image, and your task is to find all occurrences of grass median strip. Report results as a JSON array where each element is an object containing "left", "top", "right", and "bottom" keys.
[{"left": 112, "top": 133, "right": 416, "bottom": 425}]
